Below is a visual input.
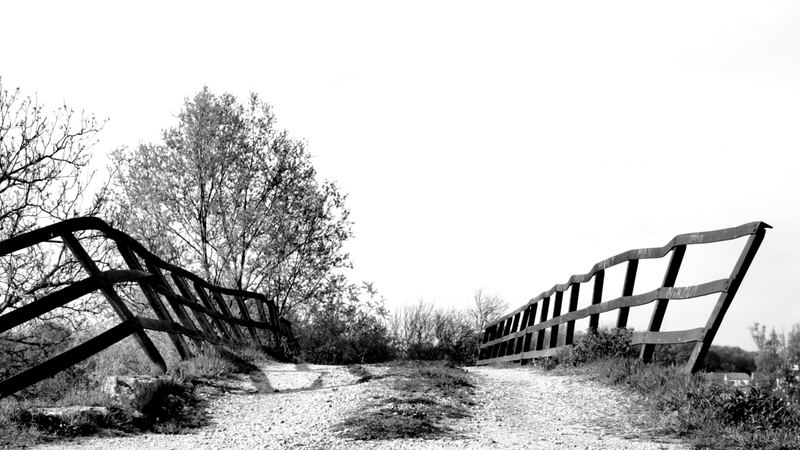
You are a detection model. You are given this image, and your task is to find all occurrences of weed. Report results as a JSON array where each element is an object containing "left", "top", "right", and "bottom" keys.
[{"left": 335, "top": 361, "right": 475, "bottom": 441}]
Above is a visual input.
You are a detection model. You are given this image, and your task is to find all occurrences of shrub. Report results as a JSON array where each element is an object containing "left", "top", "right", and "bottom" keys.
[{"left": 547, "top": 327, "right": 634, "bottom": 367}]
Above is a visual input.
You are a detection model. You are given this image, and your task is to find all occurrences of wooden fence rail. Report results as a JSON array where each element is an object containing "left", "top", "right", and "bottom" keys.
[
  {"left": 0, "top": 217, "right": 297, "bottom": 398},
  {"left": 476, "top": 221, "right": 770, "bottom": 373}
]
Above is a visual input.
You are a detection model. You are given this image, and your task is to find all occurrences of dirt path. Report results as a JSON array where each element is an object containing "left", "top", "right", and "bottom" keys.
[{"left": 36, "top": 363, "right": 687, "bottom": 449}]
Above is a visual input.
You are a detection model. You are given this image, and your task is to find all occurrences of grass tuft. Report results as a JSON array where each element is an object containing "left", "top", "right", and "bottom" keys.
[{"left": 335, "top": 361, "right": 475, "bottom": 441}]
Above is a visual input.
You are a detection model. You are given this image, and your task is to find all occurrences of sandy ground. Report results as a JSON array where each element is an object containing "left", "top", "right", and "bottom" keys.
[{"left": 35, "top": 362, "right": 687, "bottom": 449}]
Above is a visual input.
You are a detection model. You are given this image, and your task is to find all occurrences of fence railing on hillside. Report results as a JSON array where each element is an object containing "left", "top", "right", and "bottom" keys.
[
  {"left": 0, "top": 217, "right": 297, "bottom": 398},
  {"left": 476, "top": 221, "right": 770, "bottom": 373}
]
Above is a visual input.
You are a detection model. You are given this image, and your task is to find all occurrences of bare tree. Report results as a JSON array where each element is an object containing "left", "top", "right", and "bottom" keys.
[
  {"left": 468, "top": 288, "right": 508, "bottom": 332},
  {"left": 0, "top": 78, "right": 109, "bottom": 375}
]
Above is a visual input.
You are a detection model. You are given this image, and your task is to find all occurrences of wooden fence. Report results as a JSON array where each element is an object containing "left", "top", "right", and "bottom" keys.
[
  {"left": 476, "top": 221, "right": 769, "bottom": 373},
  {"left": 0, "top": 217, "right": 297, "bottom": 398}
]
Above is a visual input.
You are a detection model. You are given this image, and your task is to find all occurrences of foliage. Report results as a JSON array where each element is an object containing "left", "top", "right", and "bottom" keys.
[
  {"left": 702, "top": 345, "right": 756, "bottom": 374},
  {"left": 295, "top": 282, "right": 395, "bottom": 365},
  {"left": 111, "top": 87, "right": 352, "bottom": 316},
  {"left": 749, "top": 322, "right": 800, "bottom": 405}
]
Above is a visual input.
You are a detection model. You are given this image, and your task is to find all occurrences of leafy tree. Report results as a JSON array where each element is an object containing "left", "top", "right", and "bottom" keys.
[
  {"left": 751, "top": 322, "right": 788, "bottom": 384},
  {"left": 112, "top": 87, "right": 351, "bottom": 316},
  {"left": 294, "top": 281, "right": 394, "bottom": 364}
]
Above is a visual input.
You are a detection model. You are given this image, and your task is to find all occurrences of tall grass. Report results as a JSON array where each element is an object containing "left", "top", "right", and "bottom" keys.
[{"left": 540, "top": 328, "right": 800, "bottom": 449}]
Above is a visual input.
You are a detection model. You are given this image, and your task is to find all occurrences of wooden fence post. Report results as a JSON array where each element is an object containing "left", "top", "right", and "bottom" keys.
[
  {"left": 564, "top": 284, "right": 580, "bottom": 345},
  {"left": 589, "top": 270, "right": 605, "bottom": 331},
  {"left": 640, "top": 245, "right": 686, "bottom": 363},
  {"left": 616, "top": 260, "right": 638, "bottom": 328}
]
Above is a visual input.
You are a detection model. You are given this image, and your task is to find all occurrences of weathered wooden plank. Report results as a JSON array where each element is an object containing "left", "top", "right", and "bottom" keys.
[
  {"left": 616, "top": 260, "right": 638, "bottom": 328},
  {"left": 641, "top": 245, "right": 686, "bottom": 363},
  {"left": 549, "top": 291, "right": 563, "bottom": 348},
  {"left": 0, "top": 321, "right": 136, "bottom": 399},
  {"left": 631, "top": 328, "right": 705, "bottom": 345},
  {"left": 481, "top": 221, "right": 768, "bottom": 327},
  {"left": 477, "top": 345, "right": 573, "bottom": 364},
  {"left": 479, "top": 279, "right": 728, "bottom": 348},
  {"left": 523, "top": 303, "right": 537, "bottom": 352},
  {"left": 685, "top": 225, "right": 768, "bottom": 373},
  {"left": 564, "top": 283, "right": 580, "bottom": 346},
  {"left": 589, "top": 270, "right": 605, "bottom": 330},
  {"left": 136, "top": 317, "right": 228, "bottom": 347},
  {"left": 265, "top": 297, "right": 282, "bottom": 345},
  {"left": 535, "top": 296, "right": 550, "bottom": 351},
  {"left": 0, "top": 271, "right": 149, "bottom": 334},
  {"left": 520, "top": 345, "right": 572, "bottom": 360}
]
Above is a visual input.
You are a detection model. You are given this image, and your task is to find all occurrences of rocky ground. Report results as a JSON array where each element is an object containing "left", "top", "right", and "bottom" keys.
[{"left": 36, "top": 362, "right": 687, "bottom": 449}]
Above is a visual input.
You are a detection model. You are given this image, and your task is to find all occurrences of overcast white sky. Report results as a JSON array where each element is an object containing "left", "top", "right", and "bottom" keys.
[{"left": 2, "top": 1, "right": 798, "bottom": 350}]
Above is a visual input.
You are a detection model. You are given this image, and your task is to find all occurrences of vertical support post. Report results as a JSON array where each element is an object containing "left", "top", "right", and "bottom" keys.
[
  {"left": 516, "top": 307, "right": 530, "bottom": 354},
  {"left": 535, "top": 296, "right": 550, "bottom": 351},
  {"left": 640, "top": 245, "right": 686, "bottom": 363},
  {"left": 254, "top": 298, "right": 269, "bottom": 340},
  {"left": 549, "top": 291, "right": 563, "bottom": 348},
  {"left": 171, "top": 274, "right": 219, "bottom": 343},
  {"left": 264, "top": 297, "right": 282, "bottom": 346},
  {"left": 497, "top": 318, "right": 508, "bottom": 356},
  {"left": 233, "top": 295, "right": 262, "bottom": 346},
  {"left": 116, "top": 242, "right": 191, "bottom": 359},
  {"left": 685, "top": 225, "right": 769, "bottom": 373},
  {"left": 211, "top": 291, "right": 247, "bottom": 341},
  {"left": 564, "top": 283, "right": 580, "bottom": 346},
  {"left": 523, "top": 303, "right": 538, "bottom": 352},
  {"left": 145, "top": 261, "right": 204, "bottom": 350},
  {"left": 616, "top": 260, "right": 639, "bottom": 328},
  {"left": 588, "top": 270, "right": 605, "bottom": 330},
  {"left": 62, "top": 233, "right": 167, "bottom": 373},
  {"left": 192, "top": 282, "right": 234, "bottom": 341},
  {"left": 508, "top": 312, "right": 520, "bottom": 357}
]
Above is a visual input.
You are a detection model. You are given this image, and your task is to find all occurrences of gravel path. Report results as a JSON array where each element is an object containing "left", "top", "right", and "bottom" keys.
[{"left": 36, "top": 363, "right": 687, "bottom": 449}]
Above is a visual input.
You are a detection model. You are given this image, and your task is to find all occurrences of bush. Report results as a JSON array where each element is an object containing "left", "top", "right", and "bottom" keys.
[{"left": 547, "top": 327, "right": 634, "bottom": 367}]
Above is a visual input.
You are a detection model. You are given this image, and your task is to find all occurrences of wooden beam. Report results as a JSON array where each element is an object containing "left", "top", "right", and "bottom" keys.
[
  {"left": 640, "top": 245, "right": 686, "bottom": 363},
  {"left": 616, "top": 260, "right": 638, "bottom": 328},
  {"left": 589, "top": 270, "right": 605, "bottom": 330},
  {"left": 549, "top": 291, "right": 563, "bottom": 348},
  {"left": 564, "top": 283, "right": 580, "bottom": 346},
  {"left": 0, "top": 321, "right": 136, "bottom": 399}
]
